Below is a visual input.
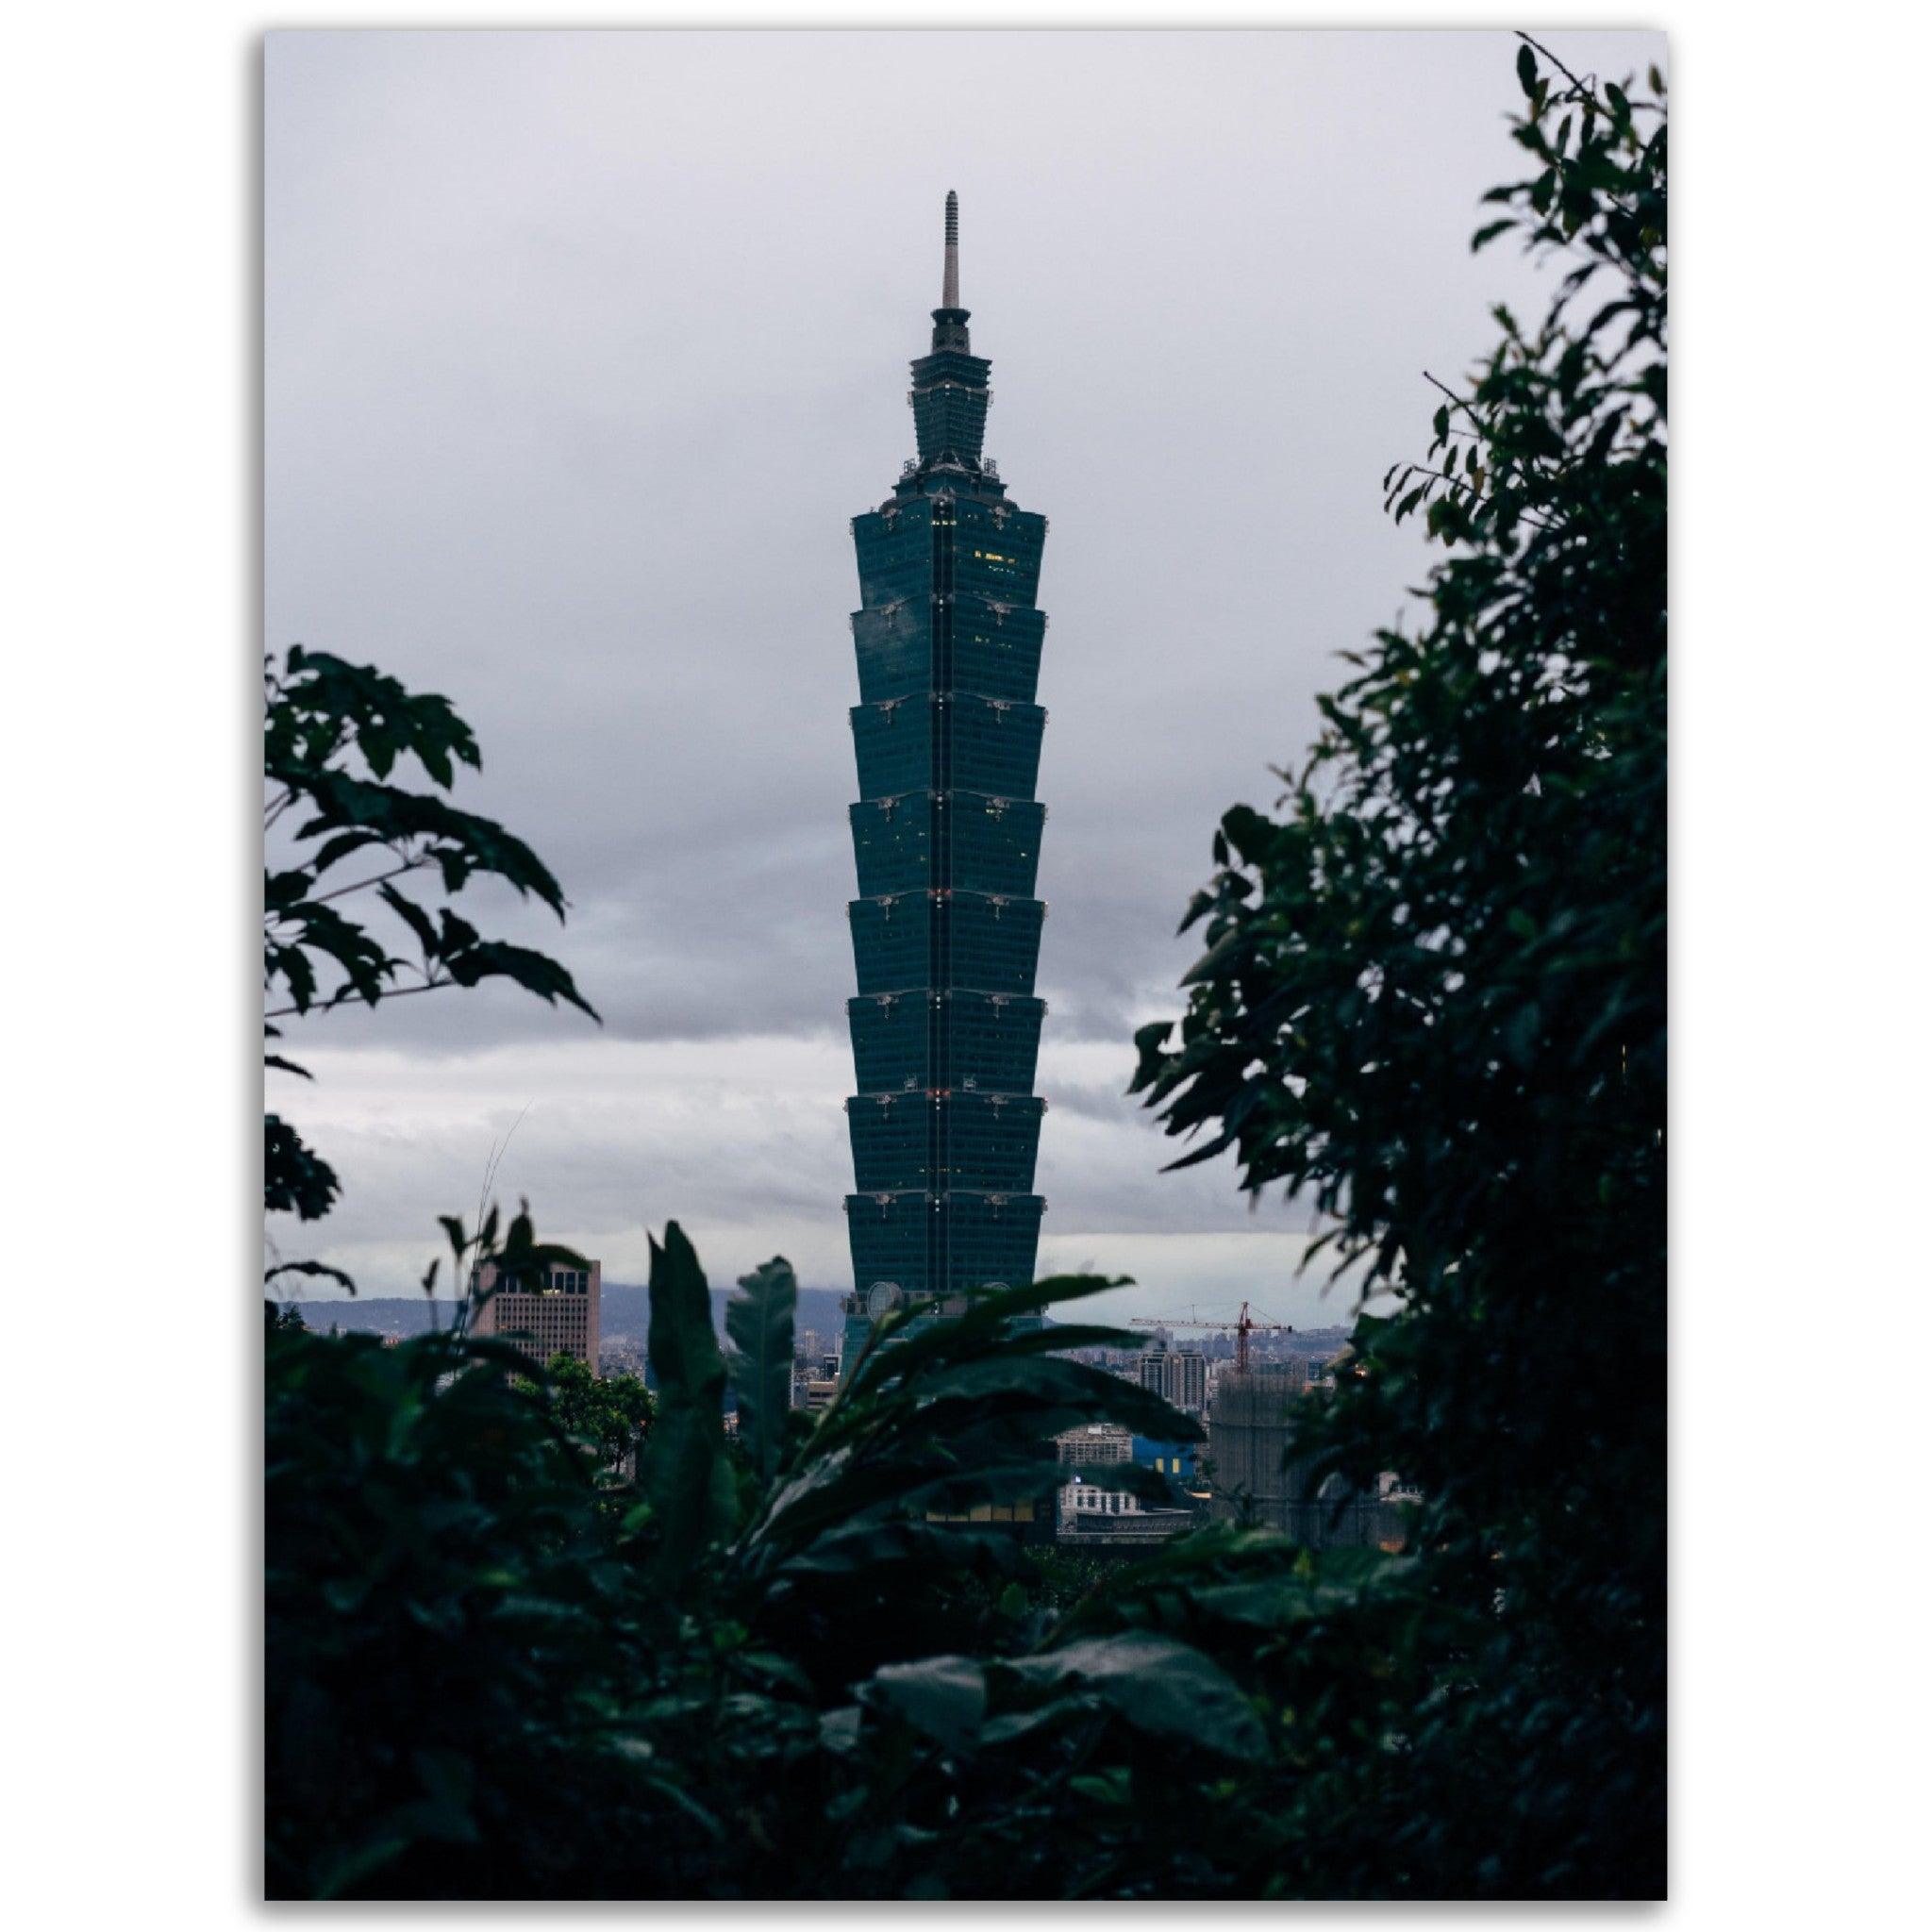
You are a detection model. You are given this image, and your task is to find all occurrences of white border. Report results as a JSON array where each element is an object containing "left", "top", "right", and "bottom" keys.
[{"left": 6, "top": 4, "right": 1927, "bottom": 1924}]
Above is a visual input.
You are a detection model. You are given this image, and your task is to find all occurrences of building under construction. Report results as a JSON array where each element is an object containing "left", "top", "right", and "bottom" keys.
[{"left": 1206, "top": 1365, "right": 1410, "bottom": 1551}]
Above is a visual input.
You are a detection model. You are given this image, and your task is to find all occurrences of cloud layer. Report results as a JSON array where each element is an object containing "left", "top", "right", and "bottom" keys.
[{"left": 265, "top": 27, "right": 1661, "bottom": 1307}]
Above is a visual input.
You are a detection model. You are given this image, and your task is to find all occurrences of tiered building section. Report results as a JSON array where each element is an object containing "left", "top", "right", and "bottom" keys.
[{"left": 842, "top": 192, "right": 1050, "bottom": 1323}]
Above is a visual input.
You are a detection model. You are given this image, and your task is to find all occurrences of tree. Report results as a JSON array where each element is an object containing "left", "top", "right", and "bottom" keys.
[
  {"left": 543, "top": 1351, "right": 655, "bottom": 1475},
  {"left": 266, "top": 1234, "right": 1218, "bottom": 1899},
  {"left": 262, "top": 644, "right": 597, "bottom": 1286},
  {"left": 1130, "top": 35, "right": 1666, "bottom": 1897}
]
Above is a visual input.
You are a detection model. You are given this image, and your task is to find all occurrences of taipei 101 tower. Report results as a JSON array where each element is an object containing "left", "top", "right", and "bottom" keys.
[{"left": 840, "top": 193, "right": 1051, "bottom": 1339}]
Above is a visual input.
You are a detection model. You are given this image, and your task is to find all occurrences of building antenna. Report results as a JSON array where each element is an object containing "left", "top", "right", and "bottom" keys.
[{"left": 942, "top": 189, "right": 959, "bottom": 309}]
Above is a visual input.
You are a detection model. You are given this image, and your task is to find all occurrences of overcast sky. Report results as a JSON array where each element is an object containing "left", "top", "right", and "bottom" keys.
[{"left": 265, "top": 26, "right": 1663, "bottom": 1325}]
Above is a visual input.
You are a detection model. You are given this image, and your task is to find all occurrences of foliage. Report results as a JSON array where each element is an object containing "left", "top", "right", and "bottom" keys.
[
  {"left": 639, "top": 1222, "right": 737, "bottom": 1586},
  {"left": 1129, "top": 35, "right": 1666, "bottom": 1897},
  {"left": 267, "top": 1235, "right": 1256, "bottom": 1899},
  {"left": 263, "top": 1113, "right": 341, "bottom": 1224},
  {"left": 542, "top": 1351, "right": 654, "bottom": 1475},
  {"left": 724, "top": 1256, "right": 798, "bottom": 1485},
  {"left": 262, "top": 644, "right": 597, "bottom": 1285}
]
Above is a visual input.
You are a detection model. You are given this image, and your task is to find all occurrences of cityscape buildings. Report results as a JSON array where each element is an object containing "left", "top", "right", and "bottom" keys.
[
  {"left": 1053, "top": 1423, "right": 1200, "bottom": 1543},
  {"left": 599, "top": 1339, "right": 646, "bottom": 1380},
  {"left": 1131, "top": 1436, "right": 1201, "bottom": 1485},
  {"left": 792, "top": 1342, "right": 841, "bottom": 1413},
  {"left": 1137, "top": 1343, "right": 1208, "bottom": 1415},
  {"left": 1056, "top": 1474, "right": 1196, "bottom": 1546},
  {"left": 470, "top": 1257, "right": 603, "bottom": 1371},
  {"left": 840, "top": 193, "right": 1051, "bottom": 1356},
  {"left": 1206, "top": 1364, "right": 1407, "bottom": 1550},
  {"left": 1053, "top": 1423, "right": 1134, "bottom": 1467}
]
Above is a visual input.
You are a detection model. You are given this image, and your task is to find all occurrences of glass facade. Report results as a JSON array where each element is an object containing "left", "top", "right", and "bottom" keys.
[
  {"left": 850, "top": 695, "right": 1046, "bottom": 801},
  {"left": 842, "top": 232, "right": 1049, "bottom": 1312},
  {"left": 850, "top": 793, "right": 1045, "bottom": 898},
  {"left": 846, "top": 990, "right": 1043, "bottom": 1096}
]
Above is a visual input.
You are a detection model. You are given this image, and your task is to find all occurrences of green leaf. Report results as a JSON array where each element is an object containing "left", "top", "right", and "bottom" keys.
[
  {"left": 1179, "top": 925, "right": 1250, "bottom": 987},
  {"left": 641, "top": 1222, "right": 734, "bottom": 1582},
  {"left": 378, "top": 881, "right": 440, "bottom": 958},
  {"left": 862, "top": 1654, "right": 987, "bottom": 1753},
  {"left": 1006, "top": 1633, "right": 1267, "bottom": 1761},
  {"left": 312, "top": 1834, "right": 410, "bottom": 1902},
  {"left": 819, "top": 1706, "right": 862, "bottom": 1755},
  {"left": 832, "top": 1272, "right": 1135, "bottom": 1411},
  {"left": 264, "top": 1114, "right": 341, "bottom": 1222},
  {"left": 308, "top": 828, "right": 386, "bottom": 874},
  {"left": 1516, "top": 41, "right": 1538, "bottom": 96},
  {"left": 725, "top": 1256, "right": 797, "bottom": 1486},
  {"left": 913, "top": 1355, "right": 1199, "bottom": 1444},
  {"left": 264, "top": 1257, "right": 356, "bottom": 1293}
]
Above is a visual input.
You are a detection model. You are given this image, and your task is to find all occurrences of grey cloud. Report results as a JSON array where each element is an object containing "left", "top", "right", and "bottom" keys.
[{"left": 267, "top": 27, "right": 1664, "bottom": 1284}]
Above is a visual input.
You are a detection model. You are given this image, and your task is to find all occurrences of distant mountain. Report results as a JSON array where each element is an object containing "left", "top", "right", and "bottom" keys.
[
  {"left": 285, "top": 1298, "right": 459, "bottom": 1338},
  {"left": 600, "top": 1284, "right": 852, "bottom": 1351},
  {"left": 285, "top": 1284, "right": 852, "bottom": 1350}
]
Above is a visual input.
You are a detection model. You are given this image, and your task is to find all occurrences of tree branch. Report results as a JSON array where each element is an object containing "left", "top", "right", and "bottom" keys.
[
  {"left": 1392, "top": 464, "right": 1557, "bottom": 534},
  {"left": 1515, "top": 30, "right": 1595, "bottom": 102},
  {"left": 307, "top": 855, "right": 425, "bottom": 908},
  {"left": 1424, "top": 371, "right": 1491, "bottom": 434},
  {"left": 264, "top": 976, "right": 454, "bottom": 1024}
]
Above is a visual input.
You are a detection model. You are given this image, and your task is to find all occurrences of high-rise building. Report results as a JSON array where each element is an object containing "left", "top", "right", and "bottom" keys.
[
  {"left": 841, "top": 193, "right": 1051, "bottom": 1333},
  {"left": 1137, "top": 1340, "right": 1169, "bottom": 1395},
  {"left": 470, "top": 1257, "right": 602, "bottom": 1372},
  {"left": 1136, "top": 1342, "right": 1208, "bottom": 1415},
  {"left": 1166, "top": 1349, "right": 1208, "bottom": 1415}
]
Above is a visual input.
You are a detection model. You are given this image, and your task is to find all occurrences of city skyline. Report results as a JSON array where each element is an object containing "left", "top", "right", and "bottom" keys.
[{"left": 264, "top": 28, "right": 1655, "bottom": 1325}]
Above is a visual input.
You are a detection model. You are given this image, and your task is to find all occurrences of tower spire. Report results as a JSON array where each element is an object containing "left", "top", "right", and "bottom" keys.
[{"left": 942, "top": 190, "right": 959, "bottom": 309}]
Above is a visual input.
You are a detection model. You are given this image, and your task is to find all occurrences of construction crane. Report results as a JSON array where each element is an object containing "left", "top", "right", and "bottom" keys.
[{"left": 1130, "top": 1302, "right": 1294, "bottom": 1375}]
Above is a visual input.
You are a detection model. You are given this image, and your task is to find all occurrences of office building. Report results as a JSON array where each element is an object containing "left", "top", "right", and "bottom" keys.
[{"left": 470, "top": 1257, "right": 602, "bottom": 1372}]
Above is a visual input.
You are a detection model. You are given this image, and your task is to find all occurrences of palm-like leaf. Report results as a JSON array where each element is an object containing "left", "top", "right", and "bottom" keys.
[
  {"left": 725, "top": 1256, "right": 797, "bottom": 1485},
  {"left": 641, "top": 1221, "right": 734, "bottom": 1582}
]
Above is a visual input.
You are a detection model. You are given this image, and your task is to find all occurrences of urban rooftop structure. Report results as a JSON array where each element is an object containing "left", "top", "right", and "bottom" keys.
[{"left": 841, "top": 192, "right": 1051, "bottom": 1350}]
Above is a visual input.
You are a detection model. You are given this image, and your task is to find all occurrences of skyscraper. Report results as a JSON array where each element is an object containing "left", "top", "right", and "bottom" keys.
[{"left": 841, "top": 193, "right": 1050, "bottom": 1338}]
